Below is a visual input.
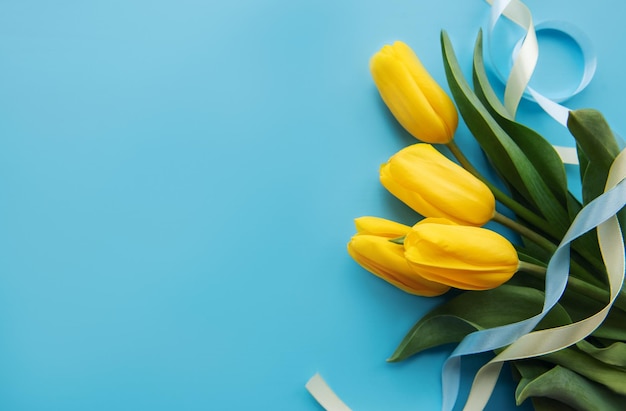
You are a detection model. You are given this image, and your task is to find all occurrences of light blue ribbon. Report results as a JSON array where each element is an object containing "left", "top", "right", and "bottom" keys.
[
  {"left": 441, "top": 177, "right": 626, "bottom": 411},
  {"left": 438, "top": 2, "right": 622, "bottom": 409},
  {"left": 485, "top": 0, "right": 597, "bottom": 120},
  {"left": 484, "top": 0, "right": 599, "bottom": 164}
]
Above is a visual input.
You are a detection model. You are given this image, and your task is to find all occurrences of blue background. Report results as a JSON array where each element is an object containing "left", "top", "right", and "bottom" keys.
[{"left": 0, "top": 0, "right": 623, "bottom": 409}]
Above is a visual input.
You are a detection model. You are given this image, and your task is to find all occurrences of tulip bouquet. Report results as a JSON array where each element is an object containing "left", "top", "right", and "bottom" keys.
[{"left": 348, "top": 31, "right": 626, "bottom": 410}]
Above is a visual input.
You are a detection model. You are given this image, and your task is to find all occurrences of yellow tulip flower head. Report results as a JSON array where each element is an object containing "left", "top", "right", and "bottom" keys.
[
  {"left": 403, "top": 218, "right": 519, "bottom": 291},
  {"left": 370, "top": 40, "right": 458, "bottom": 144},
  {"left": 380, "top": 144, "right": 495, "bottom": 226},
  {"left": 347, "top": 217, "right": 450, "bottom": 297}
]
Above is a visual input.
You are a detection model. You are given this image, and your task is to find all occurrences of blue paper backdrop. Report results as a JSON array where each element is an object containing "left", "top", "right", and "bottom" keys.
[{"left": 0, "top": 0, "right": 623, "bottom": 409}]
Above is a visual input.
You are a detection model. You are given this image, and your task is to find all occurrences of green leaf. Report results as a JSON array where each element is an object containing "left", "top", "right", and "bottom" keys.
[
  {"left": 570, "top": 110, "right": 626, "bottom": 241},
  {"left": 565, "top": 192, "right": 582, "bottom": 218},
  {"left": 440, "top": 31, "right": 570, "bottom": 233},
  {"left": 516, "top": 365, "right": 626, "bottom": 410},
  {"left": 555, "top": 278, "right": 626, "bottom": 340},
  {"left": 564, "top": 193, "right": 606, "bottom": 279},
  {"left": 507, "top": 269, "right": 613, "bottom": 330},
  {"left": 515, "top": 249, "right": 550, "bottom": 267},
  {"left": 542, "top": 347, "right": 626, "bottom": 395},
  {"left": 467, "top": 34, "right": 607, "bottom": 276},
  {"left": 577, "top": 340, "right": 626, "bottom": 367},
  {"left": 581, "top": 160, "right": 610, "bottom": 205},
  {"left": 576, "top": 142, "right": 590, "bottom": 189},
  {"left": 389, "top": 285, "right": 570, "bottom": 362},
  {"left": 512, "top": 360, "right": 577, "bottom": 411},
  {"left": 472, "top": 30, "right": 569, "bottom": 209},
  {"left": 568, "top": 109, "right": 621, "bottom": 172},
  {"left": 387, "top": 315, "right": 477, "bottom": 362},
  {"left": 593, "top": 308, "right": 626, "bottom": 341},
  {"left": 569, "top": 110, "right": 622, "bottom": 222},
  {"left": 512, "top": 359, "right": 552, "bottom": 394}
]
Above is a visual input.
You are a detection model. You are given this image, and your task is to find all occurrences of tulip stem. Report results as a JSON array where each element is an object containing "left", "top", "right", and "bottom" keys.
[
  {"left": 492, "top": 211, "right": 555, "bottom": 252},
  {"left": 445, "top": 141, "right": 560, "bottom": 239},
  {"left": 446, "top": 141, "right": 607, "bottom": 285},
  {"left": 495, "top": 211, "right": 602, "bottom": 287},
  {"left": 518, "top": 261, "right": 626, "bottom": 313},
  {"left": 517, "top": 261, "right": 547, "bottom": 276}
]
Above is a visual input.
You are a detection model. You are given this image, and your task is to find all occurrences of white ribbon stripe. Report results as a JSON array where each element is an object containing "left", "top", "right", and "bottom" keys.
[
  {"left": 306, "top": 373, "right": 352, "bottom": 411},
  {"left": 463, "top": 149, "right": 626, "bottom": 410},
  {"left": 485, "top": 0, "right": 598, "bottom": 164}
]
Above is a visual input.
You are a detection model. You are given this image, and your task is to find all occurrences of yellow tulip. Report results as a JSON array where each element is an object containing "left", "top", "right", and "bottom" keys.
[
  {"left": 370, "top": 40, "right": 458, "bottom": 144},
  {"left": 347, "top": 217, "right": 450, "bottom": 296},
  {"left": 380, "top": 144, "right": 495, "bottom": 226},
  {"left": 353, "top": 216, "right": 412, "bottom": 237},
  {"left": 403, "top": 218, "right": 519, "bottom": 291}
]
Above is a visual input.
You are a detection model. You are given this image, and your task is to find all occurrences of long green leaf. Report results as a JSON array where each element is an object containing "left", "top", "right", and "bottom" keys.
[
  {"left": 593, "top": 308, "right": 626, "bottom": 341},
  {"left": 568, "top": 109, "right": 621, "bottom": 172},
  {"left": 542, "top": 347, "right": 626, "bottom": 394},
  {"left": 440, "top": 31, "right": 571, "bottom": 233},
  {"left": 568, "top": 111, "right": 624, "bottom": 243},
  {"left": 576, "top": 142, "right": 590, "bottom": 191},
  {"left": 577, "top": 340, "right": 626, "bottom": 367},
  {"left": 516, "top": 365, "right": 626, "bottom": 410},
  {"left": 505, "top": 270, "right": 618, "bottom": 336},
  {"left": 473, "top": 61, "right": 600, "bottom": 268},
  {"left": 581, "top": 160, "right": 611, "bottom": 205},
  {"left": 512, "top": 359, "right": 551, "bottom": 394},
  {"left": 387, "top": 315, "right": 477, "bottom": 362},
  {"left": 469, "top": 29, "right": 606, "bottom": 277},
  {"left": 512, "top": 361, "right": 577, "bottom": 411},
  {"left": 472, "top": 30, "right": 569, "bottom": 209},
  {"left": 577, "top": 135, "right": 626, "bottom": 242},
  {"left": 555, "top": 277, "right": 626, "bottom": 340},
  {"left": 389, "top": 285, "right": 571, "bottom": 362}
]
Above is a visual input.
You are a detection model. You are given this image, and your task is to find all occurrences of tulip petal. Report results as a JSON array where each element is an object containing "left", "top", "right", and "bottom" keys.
[
  {"left": 403, "top": 220, "right": 518, "bottom": 290},
  {"left": 354, "top": 216, "right": 411, "bottom": 238},
  {"left": 390, "top": 41, "right": 458, "bottom": 138},
  {"left": 380, "top": 144, "right": 495, "bottom": 226},
  {"left": 348, "top": 234, "right": 450, "bottom": 297},
  {"left": 371, "top": 52, "right": 450, "bottom": 142},
  {"left": 370, "top": 41, "right": 457, "bottom": 144}
]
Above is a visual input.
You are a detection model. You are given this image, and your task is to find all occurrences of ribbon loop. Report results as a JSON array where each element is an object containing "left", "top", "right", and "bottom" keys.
[{"left": 484, "top": 0, "right": 598, "bottom": 163}]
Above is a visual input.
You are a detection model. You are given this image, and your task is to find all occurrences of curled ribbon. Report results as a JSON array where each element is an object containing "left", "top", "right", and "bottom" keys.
[
  {"left": 441, "top": 149, "right": 626, "bottom": 410},
  {"left": 438, "top": 2, "right": 623, "bottom": 409},
  {"left": 309, "top": 2, "right": 618, "bottom": 410},
  {"left": 460, "top": 150, "right": 626, "bottom": 410},
  {"left": 484, "top": 0, "right": 597, "bottom": 164},
  {"left": 306, "top": 373, "right": 352, "bottom": 411}
]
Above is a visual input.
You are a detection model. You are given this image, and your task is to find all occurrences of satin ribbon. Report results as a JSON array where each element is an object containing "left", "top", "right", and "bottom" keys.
[
  {"left": 441, "top": 148, "right": 626, "bottom": 411},
  {"left": 306, "top": 373, "right": 352, "bottom": 411},
  {"left": 462, "top": 151, "right": 626, "bottom": 410},
  {"left": 309, "top": 2, "right": 616, "bottom": 409},
  {"left": 438, "top": 2, "right": 617, "bottom": 409},
  {"left": 484, "top": 0, "right": 597, "bottom": 164}
]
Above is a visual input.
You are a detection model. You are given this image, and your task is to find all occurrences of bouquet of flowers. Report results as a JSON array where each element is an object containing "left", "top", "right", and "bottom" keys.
[{"left": 347, "top": 30, "right": 626, "bottom": 410}]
